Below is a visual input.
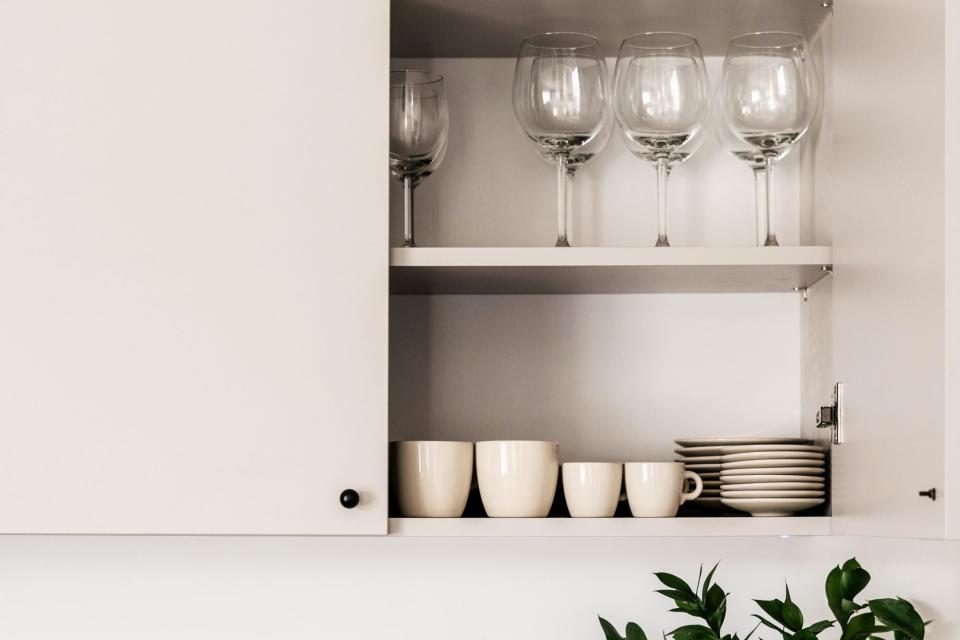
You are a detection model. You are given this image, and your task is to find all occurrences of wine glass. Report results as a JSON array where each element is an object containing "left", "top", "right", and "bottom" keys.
[
  {"left": 614, "top": 32, "right": 709, "bottom": 247},
  {"left": 390, "top": 70, "right": 449, "bottom": 248},
  {"left": 720, "top": 32, "right": 819, "bottom": 246},
  {"left": 513, "top": 32, "right": 610, "bottom": 247}
]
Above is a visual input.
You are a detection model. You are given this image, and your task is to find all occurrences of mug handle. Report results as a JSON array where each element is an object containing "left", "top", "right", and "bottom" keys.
[{"left": 680, "top": 470, "right": 703, "bottom": 504}]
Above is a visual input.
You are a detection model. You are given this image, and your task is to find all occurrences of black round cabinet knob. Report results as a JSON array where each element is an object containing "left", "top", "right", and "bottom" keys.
[{"left": 339, "top": 489, "right": 360, "bottom": 509}]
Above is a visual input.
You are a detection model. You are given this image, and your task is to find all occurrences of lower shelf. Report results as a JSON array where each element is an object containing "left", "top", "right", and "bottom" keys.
[{"left": 388, "top": 516, "right": 831, "bottom": 537}]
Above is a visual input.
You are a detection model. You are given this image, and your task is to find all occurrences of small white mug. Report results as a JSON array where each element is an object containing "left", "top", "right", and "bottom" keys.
[
  {"left": 625, "top": 462, "right": 702, "bottom": 517},
  {"left": 476, "top": 441, "right": 558, "bottom": 517},
  {"left": 562, "top": 462, "right": 623, "bottom": 518},
  {"left": 392, "top": 441, "right": 474, "bottom": 517}
]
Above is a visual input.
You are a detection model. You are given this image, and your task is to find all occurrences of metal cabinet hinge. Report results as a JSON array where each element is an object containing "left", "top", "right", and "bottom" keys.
[{"left": 816, "top": 382, "right": 844, "bottom": 445}]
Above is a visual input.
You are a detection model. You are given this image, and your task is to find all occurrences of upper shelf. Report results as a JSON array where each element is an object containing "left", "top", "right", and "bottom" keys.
[
  {"left": 391, "top": 0, "right": 832, "bottom": 58},
  {"left": 390, "top": 246, "right": 833, "bottom": 295}
]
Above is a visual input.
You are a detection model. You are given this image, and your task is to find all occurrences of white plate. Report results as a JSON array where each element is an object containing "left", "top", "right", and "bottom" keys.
[
  {"left": 675, "top": 437, "right": 811, "bottom": 447},
  {"left": 722, "top": 451, "right": 824, "bottom": 462},
  {"left": 721, "top": 466, "right": 825, "bottom": 476},
  {"left": 721, "top": 473, "right": 826, "bottom": 483},
  {"left": 684, "top": 463, "right": 723, "bottom": 471},
  {"left": 720, "top": 481, "right": 824, "bottom": 490},
  {"left": 721, "top": 497, "right": 825, "bottom": 517},
  {"left": 722, "top": 459, "right": 825, "bottom": 470},
  {"left": 676, "top": 444, "right": 822, "bottom": 457},
  {"left": 721, "top": 490, "right": 825, "bottom": 498},
  {"left": 674, "top": 455, "right": 723, "bottom": 464}
]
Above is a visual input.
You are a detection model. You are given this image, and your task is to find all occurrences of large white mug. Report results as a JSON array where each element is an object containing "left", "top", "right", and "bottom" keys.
[
  {"left": 625, "top": 462, "right": 702, "bottom": 517},
  {"left": 476, "top": 440, "right": 558, "bottom": 517},
  {"left": 392, "top": 441, "right": 474, "bottom": 517},
  {"left": 562, "top": 462, "right": 622, "bottom": 518}
]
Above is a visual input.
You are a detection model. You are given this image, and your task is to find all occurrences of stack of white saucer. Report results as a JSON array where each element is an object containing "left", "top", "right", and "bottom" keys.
[{"left": 674, "top": 436, "right": 826, "bottom": 517}]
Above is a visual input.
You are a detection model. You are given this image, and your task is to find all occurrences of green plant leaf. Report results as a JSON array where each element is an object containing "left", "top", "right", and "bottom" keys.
[
  {"left": 841, "top": 558, "right": 863, "bottom": 572},
  {"left": 792, "top": 631, "right": 819, "bottom": 640},
  {"left": 826, "top": 566, "right": 846, "bottom": 627},
  {"left": 782, "top": 585, "right": 803, "bottom": 631},
  {"left": 705, "top": 584, "right": 727, "bottom": 632},
  {"left": 626, "top": 622, "right": 648, "bottom": 640},
  {"left": 669, "top": 602, "right": 704, "bottom": 616},
  {"left": 755, "top": 598, "right": 786, "bottom": 626},
  {"left": 670, "top": 624, "right": 718, "bottom": 640},
  {"left": 842, "top": 568, "right": 872, "bottom": 601},
  {"left": 702, "top": 563, "right": 720, "bottom": 602},
  {"left": 843, "top": 612, "right": 877, "bottom": 640},
  {"left": 869, "top": 598, "right": 925, "bottom": 639},
  {"left": 599, "top": 616, "right": 625, "bottom": 640},
  {"left": 657, "top": 589, "right": 702, "bottom": 606},
  {"left": 656, "top": 572, "right": 697, "bottom": 597},
  {"left": 803, "top": 619, "right": 834, "bottom": 635}
]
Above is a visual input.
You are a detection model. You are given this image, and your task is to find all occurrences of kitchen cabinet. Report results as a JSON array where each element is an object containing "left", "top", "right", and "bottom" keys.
[{"left": 0, "top": 0, "right": 956, "bottom": 538}]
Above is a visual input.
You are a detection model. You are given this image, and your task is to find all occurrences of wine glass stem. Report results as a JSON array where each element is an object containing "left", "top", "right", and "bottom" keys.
[
  {"left": 403, "top": 176, "right": 416, "bottom": 248},
  {"left": 763, "top": 155, "right": 779, "bottom": 247},
  {"left": 655, "top": 157, "right": 670, "bottom": 247},
  {"left": 556, "top": 155, "right": 570, "bottom": 247},
  {"left": 753, "top": 165, "right": 768, "bottom": 247}
]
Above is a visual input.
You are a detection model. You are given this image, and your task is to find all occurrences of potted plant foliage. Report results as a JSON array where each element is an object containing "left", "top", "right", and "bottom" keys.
[{"left": 599, "top": 558, "right": 927, "bottom": 640}]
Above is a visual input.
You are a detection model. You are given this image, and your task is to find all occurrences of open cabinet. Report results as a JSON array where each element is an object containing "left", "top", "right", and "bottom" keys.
[{"left": 387, "top": 0, "right": 957, "bottom": 539}]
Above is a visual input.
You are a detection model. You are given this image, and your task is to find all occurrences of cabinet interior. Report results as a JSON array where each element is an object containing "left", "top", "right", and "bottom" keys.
[{"left": 387, "top": 0, "right": 836, "bottom": 522}]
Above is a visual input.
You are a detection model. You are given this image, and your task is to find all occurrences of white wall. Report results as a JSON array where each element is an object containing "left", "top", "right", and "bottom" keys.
[
  {"left": 391, "top": 293, "right": 803, "bottom": 463},
  {"left": 0, "top": 536, "right": 957, "bottom": 639}
]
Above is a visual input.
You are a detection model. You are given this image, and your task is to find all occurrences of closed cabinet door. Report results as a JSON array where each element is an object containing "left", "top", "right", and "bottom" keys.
[
  {"left": 0, "top": 1, "right": 389, "bottom": 534},
  {"left": 828, "top": 0, "right": 946, "bottom": 538}
]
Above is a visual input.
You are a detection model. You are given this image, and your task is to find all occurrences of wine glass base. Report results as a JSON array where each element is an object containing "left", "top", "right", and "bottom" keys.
[
  {"left": 655, "top": 235, "right": 670, "bottom": 247},
  {"left": 403, "top": 239, "right": 417, "bottom": 248},
  {"left": 555, "top": 237, "right": 570, "bottom": 248},
  {"left": 763, "top": 235, "right": 780, "bottom": 247}
]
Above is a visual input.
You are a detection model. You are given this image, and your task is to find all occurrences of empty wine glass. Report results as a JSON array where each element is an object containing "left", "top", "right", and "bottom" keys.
[
  {"left": 720, "top": 32, "right": 818, "bottom": 246},
  {"left": 513, "top": 32, "right": 610, "bottom": 247},
  {"left": 390, "top": 70, "right": 449, "bottom": 248},
  {"left": 614, "top": 33, "right": 709, "bottom": 247}
]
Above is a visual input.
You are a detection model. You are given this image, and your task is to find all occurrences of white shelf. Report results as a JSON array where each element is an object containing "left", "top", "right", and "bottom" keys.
[
  {"left": 391, "top": 0, "right": 831, "bottom": 58},
  {"left": 388, "top": 517, "right": 831, "bottom": 537},
  {"left": 390, "top": 246, "right": 833, "bottom": 294}
]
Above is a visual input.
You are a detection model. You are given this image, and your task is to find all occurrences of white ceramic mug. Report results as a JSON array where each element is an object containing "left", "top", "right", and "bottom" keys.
[
  {"left": 625, "top": 462, "right": 702, "bottom": 517},
  {"left": 392, "top": 441, "right": 474, "bottom": 517},
  {"left": 562, "top": 462, "right": 623, "bottom": 518},
  {"left": 476, "top": 440, "right": 558, "bottom": 517}
]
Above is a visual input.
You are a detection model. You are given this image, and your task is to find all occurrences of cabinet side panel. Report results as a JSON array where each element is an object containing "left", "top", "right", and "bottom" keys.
[
  {"left": 946, "top": 0, "right": 960, "bottom": 541},
  {"left": 830, "top": 0, "right": 945, "bottom": 537},
  {"left": 0, "top": 1, "right": 389, "bottom": 533}
]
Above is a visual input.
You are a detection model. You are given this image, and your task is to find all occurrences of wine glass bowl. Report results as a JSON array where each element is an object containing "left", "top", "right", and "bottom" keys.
[
  {"left": 722, "top": 32, "right": 813, "bottom": 157},
  {"left": 513, "top": 32, "right": 610, "bottom": 247},
  {"left": 390, "top": 70, "right": 449, "bottom": 247},
  {"left": 614, "top": 32, "right": 709, "bottom": 247}
]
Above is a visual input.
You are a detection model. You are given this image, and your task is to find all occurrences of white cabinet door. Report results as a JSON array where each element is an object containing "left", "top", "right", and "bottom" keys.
[
  {"left": 0, "top": 1, "right": 389, "bottom": 534},
  {"left": 829, "top": 0, "right": 945, "bottom": 538}
]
